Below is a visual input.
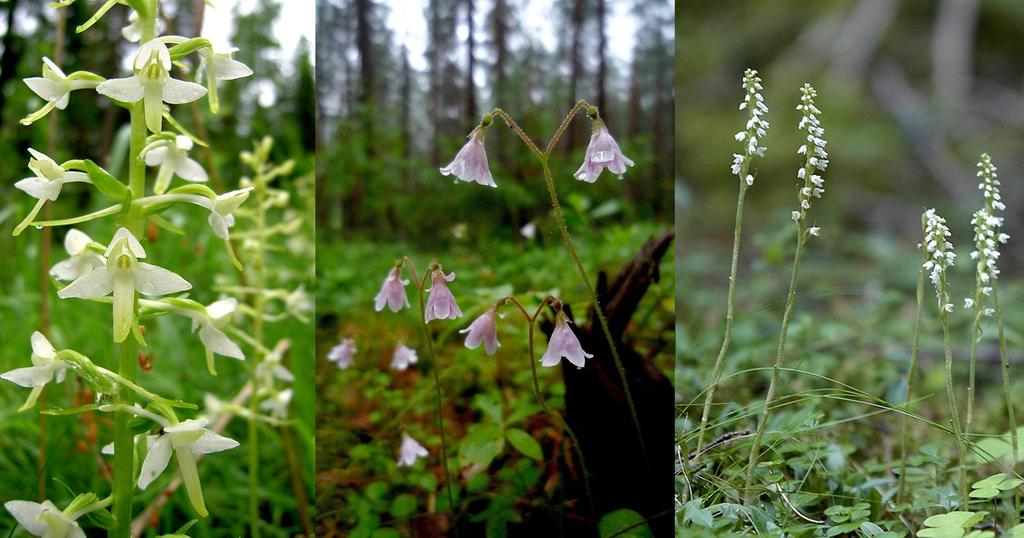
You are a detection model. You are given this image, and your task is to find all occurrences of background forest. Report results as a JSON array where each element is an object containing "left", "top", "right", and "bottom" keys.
[{"left": 0, "top": 1, "right": 316, "bottom": 536}]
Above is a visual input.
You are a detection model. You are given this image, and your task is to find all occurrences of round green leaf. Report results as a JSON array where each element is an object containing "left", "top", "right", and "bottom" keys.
[
  {"left": 598, "top": 508, "right": 653, "bottom": 538},
  {"left": 506, "top": 428, "right": 543, "bottom": 460}
]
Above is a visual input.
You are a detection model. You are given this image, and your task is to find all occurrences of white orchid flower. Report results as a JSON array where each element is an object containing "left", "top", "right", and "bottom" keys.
[
  {"left": 58, "top": 228, "right": 192, "bottom": 343},
  {"left": 1, "top": 332, "right": 70, "bottom": 412},
  {"left": 256, "top": 351, "right": 294, "bottom": 386},
  {"left": 97, "top": 39, "right": 207, "bottom": 133},
  {"left": 186, "top": 298, "right": 244, "bottom": 374},
  {"left": 199, "top": 45, "right": 253, "bottom": 113},
  {"left": 4, "top": 499, "right": 86, "bottom": 538},
  {"left": 145, "top": 135, "right": 209, "bottom": 194},
  {"left": 13, "top": 148, "right": 91, "bottom": 235},
  {"left": 260, "top": 388, "right": 293, "bottom": 419},
  {"left": 122, "top": 11, "right": 164, "bottom": 42},
  {"left": 207, "top": 188, "right": 252, "bottom": 240},
  {"left": 137, "top": 416, "right": 239, "bottom": 518},
  {"left": 21, "top": 57, "right": 102, "bottom": 124},
  {"left": 50, "top": 229, "right": 104, "bottom": 281}
]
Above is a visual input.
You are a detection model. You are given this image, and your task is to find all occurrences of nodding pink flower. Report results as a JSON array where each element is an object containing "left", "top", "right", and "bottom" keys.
[
  {"left": 540, "top": 312, "right": 593, "bottom": 369},
  {"left": 327, "top": 338, "right": 356, "bottom": 369},
  {"left": 375, "top": 266, "right": 410, "bottom": 313},
  {"left": 390, "top": 343, "right": 418, "bottom": 371},
  {"left": 397, "top": 432, "right": 428, "bottom": 467},
  {"left": 424, "top": 269, "right": 463, "bottom": 322},
  {"left": 440, "top": 128, "right": 496, "bottom": 188},
  {"left": 574, "top": 121, "right": 635, "bottom": 183},
  {"left": 460, "top": 306, "right": 500, "bottom": 355}
]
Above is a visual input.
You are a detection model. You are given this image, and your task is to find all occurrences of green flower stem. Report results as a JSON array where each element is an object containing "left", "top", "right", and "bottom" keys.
[
  {"left": 745, "top": 226, "right": 806, "bottom": 502},
  {"left": 248, "top": 163, "right": 269, "bottom": 538},
  {"left": 897, "top": 251, "right": 927, "bottom": 505},
  {"left": 112, "top": 4, "right": 156, "bottom": 535},
  {"left": 406, "top": 262, "right": 458, "bottom": 534},
  {"left": 965, "top": 294, "right": 984, "bottom": 442},
  {"left": 992, "top": 284, "right": 1019, "bottom": 517},
  {"left": 940, "top": 305, "right": 969, "bottom": 506},
  {"left": 695, "top": 176, "right": 750, "bottom": 460}
]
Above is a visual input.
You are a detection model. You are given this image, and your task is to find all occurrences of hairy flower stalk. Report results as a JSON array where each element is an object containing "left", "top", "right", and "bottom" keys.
[
  {"left": 923, "top": 208, "right": 969, "bottom": 505},
  {"left": 695, "top": 68, "right": 770, "bottom": 460},
  {"left": 897, "top": 241, "right": 928, "bottom": 505},
  {"left": 745, "top": 83, "right": 827, "bottom": 501}
]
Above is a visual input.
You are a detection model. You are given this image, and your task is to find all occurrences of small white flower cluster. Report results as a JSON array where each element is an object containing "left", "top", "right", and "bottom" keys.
[
  {"left": 791, "top": 83, "right": 828, "bottom": 224},
  {"left": 731, "top": 68, "right": 770, "bottom": 186},
  {"left": 923, "top": 208, "right": 956, "bottom": 312},
  {"left": 965, "top": 154, "right": 1010, "bottom": 315}
]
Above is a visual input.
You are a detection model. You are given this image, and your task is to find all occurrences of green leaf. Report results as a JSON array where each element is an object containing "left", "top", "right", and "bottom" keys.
[
  {"left": 389, "top": 494, "right": 417, "bottom": 519},
  {"left": 598, "top": 508, "right": 653, "bottom": 537},
  {"left": 168, "top": 37, "right": 212, "bottom": 60},
  {"left": 505, "top": 429, "right": 542, "bottom": 460},
  {"left": 681, "top": 499, "right": 713, "bottom": 528},
  {"left": 458, "top": 424, "right": 505, "bottom": 468},
  {"left": 82, "top": 159, "right": 128, "bottom": 199}
]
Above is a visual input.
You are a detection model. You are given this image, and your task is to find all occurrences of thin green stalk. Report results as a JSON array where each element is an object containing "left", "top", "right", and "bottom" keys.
[
  {"left": 539, "top": 160, "right": 647, "bottom": 461},
  {"left": 695, "top": 179, "right": 749, "bottom": 460},
  {"left": 966, "top": 293, "right": 984, "bottom": 440},
  {"left": 940, "top": 307, "right": 969, "bottom": 506},
  {"left": 249, "top": 167, "right": 268, "bottom": 538},
  {"left": 415, "top": 279, "right": 458, "bottom": 534},
  {"left": 897, "top": 257, "right": 927, "bottom": 504},
  {"left": 992, "top": 285, "right": 1019, "bottom": 516},
  {"left": 745, "top": 229, "right": 806, "bottom": 502}
]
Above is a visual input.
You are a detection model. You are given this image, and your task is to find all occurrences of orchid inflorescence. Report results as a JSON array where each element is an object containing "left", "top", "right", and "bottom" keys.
[{"left": 1, "top": 1, "right": 275, "bottom": 535}]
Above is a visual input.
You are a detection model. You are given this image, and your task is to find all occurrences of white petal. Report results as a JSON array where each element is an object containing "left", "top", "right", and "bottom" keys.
[
  {"left": 138, "top": 435, "right": 173, "bottom": 489},
  {"left": 97, "top": 77, "right": 145, "bottom": 103},
  {"left": 144, "top": 146, "right": 169, "bottom": 166},
  {"left": 30, "top": 331, "right": 56, "bottom": 359},
  {"left": 190, "top": 430, "right": 240, "bottom": 454},
  {"left": 174, "top": 157, "right": 208, "bottom": 182},
  {"left": 0, "top": 366, "right": 53, "bottom": 388},
  {"left": 113, "top": 269, "right": 136, "bottom": 343},
  {"left": 64, "top": 229, "right": 92, "bottom": 256},
  {"left": 134, "top": 263, "right": 192, "bottom": 296},
  {"left": 58, "top": 267, "right": 113, "bottom": 299},
  {"left": 4, "top": 500, "right": 50, "bottom": 535},
  {"left": 198, "top": 323, "right": 244, "bottom": 360},
  {"left": 161, "top": 78, "right": 207, "bottom": 104},
  {"left": 213, "top": 57, "right": 253, "bottom": 80},
  {"left": 165, "top": 418, "right": 209, "bottom": 433},
  {"left": 205, "top": 298, "right": 237, "bottom": 320},
  {"left": 24, "top": 77, "right": 67, "bottom": 102},
  {"left": 15, "top": 177, "right": 61, "bottom": 201},
  {"left": 106, "top": 228, "right": 147, "bottom": 258}
]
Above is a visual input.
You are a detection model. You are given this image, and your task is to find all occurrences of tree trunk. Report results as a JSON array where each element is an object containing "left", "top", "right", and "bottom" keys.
[
  {"left": 464, "top": 0, "right": 477, "bottom": 123},
  {"left": 596, "top": 0, "right": 608, "bottom": 117},
  {"left": 0, "top": 0, "right": 23, "bottom": 128},
  {"left": 566, "top": 0, "right": 585, "bottom": 153}
]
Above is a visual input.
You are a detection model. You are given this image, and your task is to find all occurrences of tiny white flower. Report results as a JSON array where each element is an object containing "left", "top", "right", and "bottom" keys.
[
  {"left": 199, "top": 45, "right": 253, "bottom": 113},
  {"left": 327, "top": 338, "right": 357, "bottom": 369},
  {"left": 4, "top": 499, "right": 86, "bottom": 538},
  {"left": 260, "top": 388, "right": 293, "bottom": 419},
  {"left": 50, "top": 229, "right": 104, "bottom": 281},
  {"left": 520, "top": 222, "right": 537, "bottom": 240},
  {"left": 390, "top": 343, "right": 418, "bottom": 371},
  {"left": 97, "top": 39, "right": 207, "bottom": 133},
  {"left": 14, "top": 149, "right": 92, "bottom": 235},
  {"left": 145, "top": 135, "right": 208, "bottom": 194},
  {"left": 964, "top": 298, "right": 974, "bottom": 309},
  {"left": 1, "top": 332, "right": 70, "bottom": 412},
  {"left": 256, "top": 351, "right": 295, "bottom": 385},
  {"left": 808, "top": 226, "right": 821, "bottom": 237},
  {"left": 58, "top": 228, "right": 192, "bottom": 343},
  {"left": 207, "top": 188, "right": 253, "bottom": 240},
  {"left": 22, "top": 57, "right": 100, "bottom": 114},
  {"left": 182, "top": 298, "right": 245, "bottom": 373},
  {"left": 397, "top": 432, "right": 428, "bottom": 467}
]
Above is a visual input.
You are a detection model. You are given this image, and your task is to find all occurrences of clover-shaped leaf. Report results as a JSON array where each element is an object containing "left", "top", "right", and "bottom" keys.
[
  {"left": 969, "top": 473, "right": 1023, "bottom": 499},
  {"left": 917, "top": 511, "right": 987, "bottom": 538}
]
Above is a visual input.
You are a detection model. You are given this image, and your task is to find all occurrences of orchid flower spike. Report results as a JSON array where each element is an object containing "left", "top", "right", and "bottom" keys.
[
  {"left": 460, "top": 306, "right": 500, "bottom": 355},
  {"left": 923, "top": 209, "right": 956, "bottom": 313},
  {"left": 21, "top": 57, "right": 102, "bottom": 125},
  {"left": 575, "top": 118, "right": 635, "bottom": 183},
  {"left": 136, "top": 415, "right": 239, "bottom": 517},
  {"left": 327, "top": 338, "right": 357, "bottom": 369},
  {"left": 14, "top": 148, "right": 91, "bottom": 235},
  {"left": 424, "top": 268, "right": 463, "bottom": 322},
  {"left": 540, "top": 311, "right": 593, "bottom": 369},
  {"left": 1, "top": 332, "right": 71, "bottom": 412},
  {"left": 374, "top": 266, "right": 410, "bottom": 312},
  {"left": 390, "top": 343, "right": 419, "bottom": 371},
  {"left": 58, "top": 228, "right": 192, "bottom": 343},
  {"left": 4, "top": 498, "right": 87, "bottom": 538},
  {"left": 50, "top": 229, "right": 104, "bottom": 282},
  {"left": 440, "top": 125, "right": 496, "bottom": 188},
  {"left": 145, "top": 135, "right": 209, "bottom": 194},
  {"left": 199, "top": 45, "right": 253, "bottom": 113},
  {"left": 97, "top": 39, "right": 207, "bottom": 133},
  {"left": 397, "top": 432, "right": 429, "bottom": 467}
]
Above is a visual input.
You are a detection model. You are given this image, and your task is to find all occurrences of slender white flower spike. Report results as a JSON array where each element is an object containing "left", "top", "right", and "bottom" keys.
[
  {"left": 966, "top": 155, "right": 1009, "bottom": 308},
  {"left": 730, "top": 68, "right": 770, "bottom": 185},
  {"left": 4, "top": 499, "right": 86, "bottom": 538},
  {"left": 50, "top": 229, "right": 104, "bottom": 281},
  {"left": 58, "top": 228, "right": 192, "bottom": 343},
  {"left": 540, "top": 311, "right": 593, "bottom": 369},
  {"left": 145, "top": 135, "right": 209, "bottom": 194},
  {"left": 13, "top": 148, "right": 92, "bottom": 235},
  {"left": 390, "top": 343, "right": 419, "bottom": 371},
  {"left": 574, "top": 119, "right": 635, "bottom": 183},
  {"left": 96, "top": 39, "right": 207, "bottom": 133},
  {"left": 1, "top": 332, "right": 70, "bottom": 412},
  {"left": 207, "top": 188, "right": 253, "bottom": 240},
  {"left": 327, "top": 338, "right": 357, "bottom": 369},
  {"left": 138, "top": 416, "right": 239, "bottom": 517},
  {"left": 424, "top": 269, "right": 463, "bottom": 322},
  {"left": 199, "top": 46, "right": 253, "bottom": 113},
  {"left": 21, "top": 57, "right": 102, "bottom": 125},
  {"left": 923, "top": 209, "right": 956, "bottom": 313},
  {"left": 792, "top": 83, "right": 828, "bottom": 228},
  {"left": 460, "top": 306, "right": 500, "bottom": 355},
  {"left": 440, "top": 127, "right": 496, "bottom": 188},
  {"left": 260, "top": 388, "right": 293, "bottom": 419},
  {"left": 374, "top": 266, "right": 410, "bottom": 312},
  {"left": 397, "top": 432, "right": 429, "bottom": 467}
]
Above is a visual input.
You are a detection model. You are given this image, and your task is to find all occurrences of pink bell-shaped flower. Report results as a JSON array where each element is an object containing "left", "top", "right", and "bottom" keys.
[
  {"left": 327, "top": 338, "right": 356, "bottom": 369},
  {"left": 460, "top": 306, "right": 500, "bottom": 355},
  {"left": 440, "top": 128, "right": 496, "bottom": 188},
  {"left": 374, "top": 266, "right": 410, "bottom": 313},
  {"left": 540, "top": 312, "right": 593, "bottom": 369},
  {"left": 574, "top": 120, "right": 635, "bottom": 183},
  {"left": 397, "top": 432, "right": 428, "bottom": 467},
  {"left": 390, "top": 343, "right": 418, "bottom": 371},
  {"left": 424, "top": 269, "right": 463, "bottom": 322}
]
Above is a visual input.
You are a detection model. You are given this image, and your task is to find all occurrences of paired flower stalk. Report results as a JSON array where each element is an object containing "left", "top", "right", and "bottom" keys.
[{"left": 3, "top": 2, "right": 261, "bottom": 536}]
